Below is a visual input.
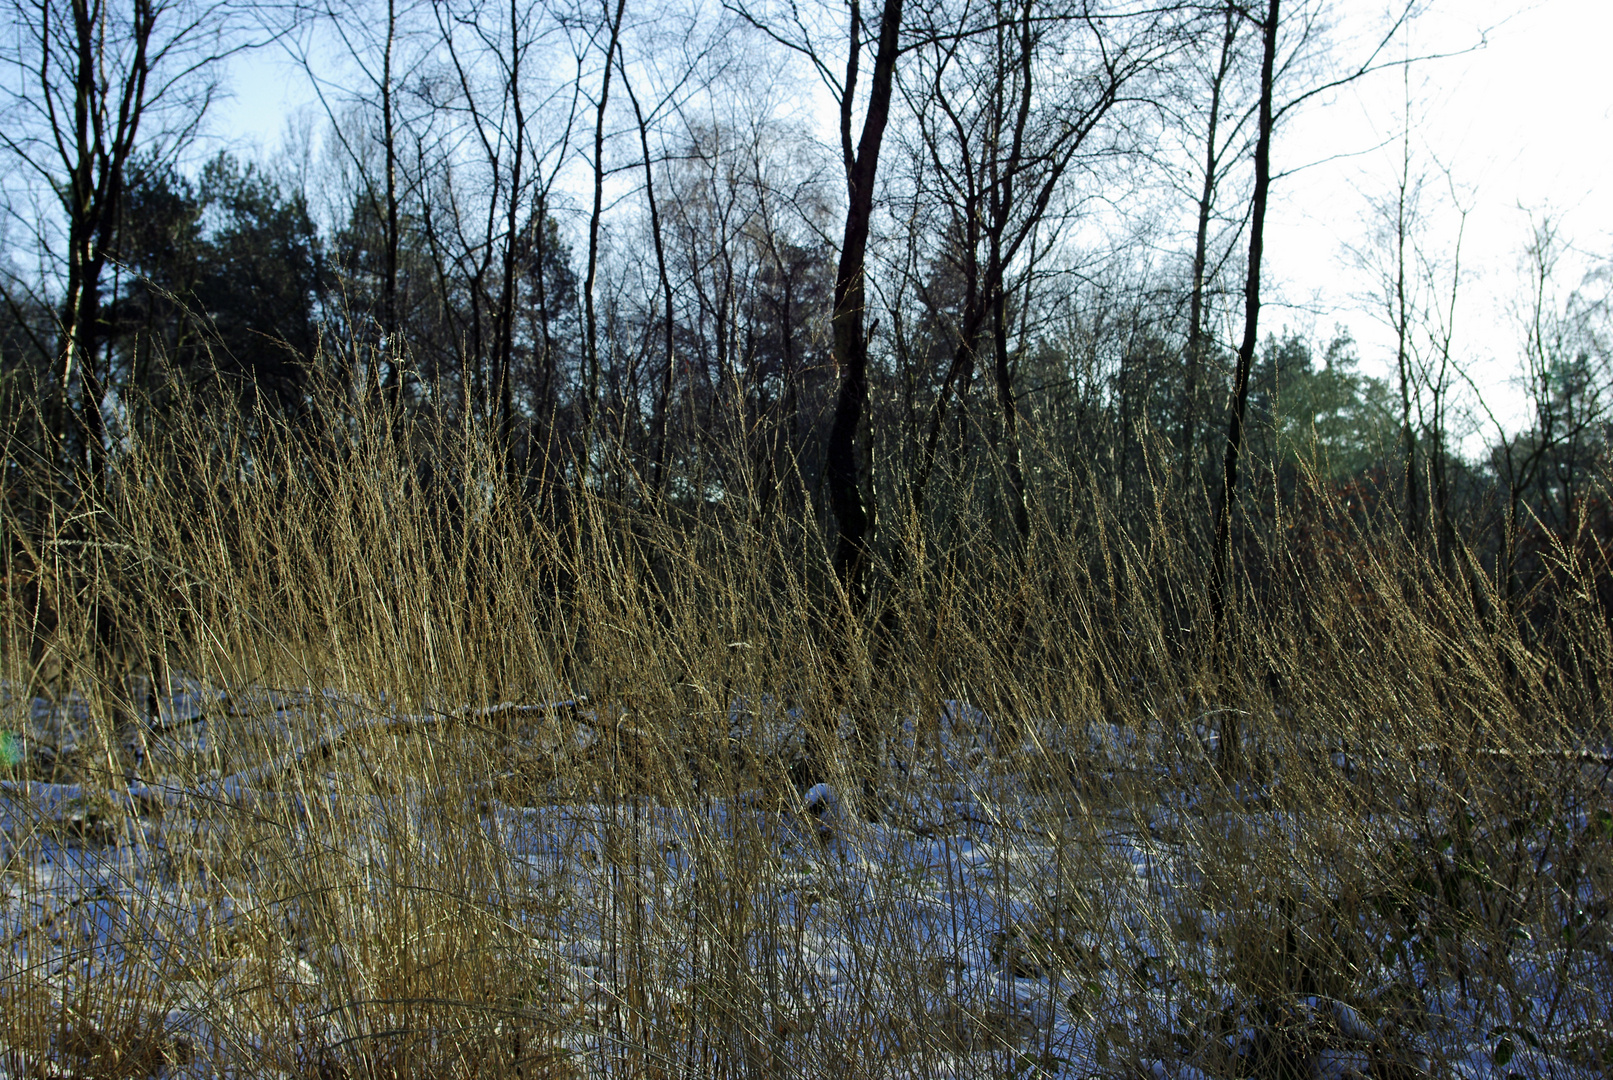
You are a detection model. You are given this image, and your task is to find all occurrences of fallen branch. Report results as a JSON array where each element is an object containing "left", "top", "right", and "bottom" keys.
[{"left": 1, "top": 697, "right": 588, "bottom": 826}]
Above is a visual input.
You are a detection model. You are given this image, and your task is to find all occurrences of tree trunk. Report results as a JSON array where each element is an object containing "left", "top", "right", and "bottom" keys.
[
  {"left": 989, "top": 230, "right": 1029, "bottom": 543},
  {"left": 825, "top": 0, "right": 904, "bottom": 612},
  {"left": 53, "top": 0, "right": 154, "bottom": 476},
  {"left": 494, "top": 0, "right": 527, "bottom": 469},
  {"left": 582, "top": 0, "right": 628, "bottom": 458},
  {"left": 986, "top": 0, "right": 1034, "bottom": 546},
  {"left": 1391, "top": 86, "right": 1418, "bottom": 542},
  {"left": 1211, "top": 0, "right": 1278, "bottom": 648},
  {"left": 1184, "top": 6, "right": 1237, "bottom": 481},
  {"left": 620, "top": 71, "right": 678, "bottom": 499},
  {"left": 379, "top": 0, "right": 401, "bottom": 403}
]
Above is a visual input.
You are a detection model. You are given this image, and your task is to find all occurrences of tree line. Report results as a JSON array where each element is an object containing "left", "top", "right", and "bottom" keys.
[{"left": 3, "top": 0, "right": 1610, "bottom": 635}]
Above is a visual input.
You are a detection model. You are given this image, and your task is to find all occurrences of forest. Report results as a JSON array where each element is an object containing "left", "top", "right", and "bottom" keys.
[
  {"left": 1, "top": 0, "right": 1612, "bottom": 1076},
  {"left": 1, "top": 0, "right": 1608, "bottom": 604}
]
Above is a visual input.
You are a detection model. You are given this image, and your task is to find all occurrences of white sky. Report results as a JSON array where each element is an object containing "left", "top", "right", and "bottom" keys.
[
  {"left": 1264, "top": 0, "right": 1613, "bottom": 441},
  {"left": 216, "top": 0, "right": 1612, "bottom": 447}
]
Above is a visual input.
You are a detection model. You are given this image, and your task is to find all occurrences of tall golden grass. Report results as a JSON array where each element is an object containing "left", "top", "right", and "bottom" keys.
[{"left": 2, "top": 370, "right": 1611, "bottom": 1078}]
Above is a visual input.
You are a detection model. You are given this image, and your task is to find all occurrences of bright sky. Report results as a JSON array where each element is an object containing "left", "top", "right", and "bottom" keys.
[
  {"left": 217, "top": 0, "right": 1612, "bottom": 448},
  {"left": 1265, "top": 0, "right": 1613, "bottom": 442}
]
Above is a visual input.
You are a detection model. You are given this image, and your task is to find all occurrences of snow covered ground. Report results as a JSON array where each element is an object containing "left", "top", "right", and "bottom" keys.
[{"left": 2, "top": 681, "right": 1609, "bottom": 1078}]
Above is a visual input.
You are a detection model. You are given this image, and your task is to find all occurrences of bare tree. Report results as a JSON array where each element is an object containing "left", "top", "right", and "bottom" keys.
[
  {"left": 826, "top": 0, "right": 903, "bottom": 607},
  {"left": 402, "top": 0, "right": 580, "bottom": 452},
  {"left": 647, "top": 102, "right": 833, "bottom": 512},
  {"left": 581, "top": 0, "right": 627, "bottom": 458},
  {"left": 1414, "top": 173, "right": 1469, "bottom": 564},
  {"left": 1388, "top": 70, "right": 1420, "bottom": 540},
  {"left": 1211, "top": 0, "right": 1421, "bottom": 640},
  {"left": 1478, "top": 220, "right": 1612, "bottom": 603},
  {"left": 1209, "top": 0, "right": 1276, "bottom": 662},
  {"left": 291, "top": 0, "right": 429, "bottom": 403},
  {"left": 1177, "top": 1, "right": 1255, "bottom": 480},
  {"left": 0, "top": 0, "right": 259, "bottom": 472},
  {"left": 604, "top": 9, "right": 732, "bottom": 497},
  {"left": 900, "top": 0, "right": 1174, "bottom": 544},
  {"left": 1349, "top": 60, "right": 1468, "bottom": 550},
  {"left": 731, "top": 0, "right": 906, "bottom": 609},
  {"left": 618, "top": 67, "right": 678, "bottom": 496}
]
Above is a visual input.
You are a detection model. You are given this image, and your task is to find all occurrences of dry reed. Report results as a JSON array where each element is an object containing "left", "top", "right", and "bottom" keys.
[{"left": 2, "top": 372, "right": 1610, "bottom": 1079}]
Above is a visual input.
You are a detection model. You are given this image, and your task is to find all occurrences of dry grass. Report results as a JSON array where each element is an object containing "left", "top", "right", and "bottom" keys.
[{"left": 2, "top": 377, "right": 1611, "bottom": 1079}]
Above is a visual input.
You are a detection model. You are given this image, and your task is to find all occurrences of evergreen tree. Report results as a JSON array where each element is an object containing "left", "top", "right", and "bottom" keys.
[{"left": 109, "top": 153, "right": 326, "bottom": 415}]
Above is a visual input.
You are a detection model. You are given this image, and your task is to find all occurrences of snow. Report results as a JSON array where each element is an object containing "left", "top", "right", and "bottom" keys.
[{"left": 2, "top": 682, "right": 1609, "bottom": 1078}]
